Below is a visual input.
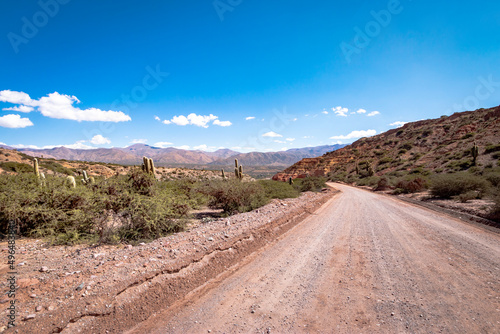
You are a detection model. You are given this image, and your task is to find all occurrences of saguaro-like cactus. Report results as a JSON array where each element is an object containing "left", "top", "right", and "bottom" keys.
[
  {"left": 234, "top": 159, "right": 243, "bottom": 180},
  {"left": 221, "top": 169, "right": 226, "bottom": 179},
  {"left": 148, "top": 158, "right": 155, "bottom": 175},
  {"left": 288, "top": 177, "right": 293, "bottom": 185},
  {"left": 141, "top": 156, "right": 155, "bottom": 175},
  {"left": 471, "top": 142, "right": 479, "bottom": 165},
  {"left": 33, "top": 158, "right": 40, "bottom": 178}
]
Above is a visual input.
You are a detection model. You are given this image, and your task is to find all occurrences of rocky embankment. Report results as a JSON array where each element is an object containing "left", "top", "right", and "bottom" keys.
[{"left": 0, "top": 190, "right": 334, "bottom": 333}]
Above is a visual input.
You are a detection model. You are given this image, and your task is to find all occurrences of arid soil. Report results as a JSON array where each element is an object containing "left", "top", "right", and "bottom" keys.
[
  {"left": 0, "top": 190, "right": 333, "bottom": 333},
  {"left": 127, "top": 183, "right": 500, "bottom": 334}
]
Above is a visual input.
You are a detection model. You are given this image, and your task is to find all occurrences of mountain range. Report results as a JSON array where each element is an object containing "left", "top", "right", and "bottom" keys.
[{"left": 0, "top": 144, "right": 346, "bottom": 167}]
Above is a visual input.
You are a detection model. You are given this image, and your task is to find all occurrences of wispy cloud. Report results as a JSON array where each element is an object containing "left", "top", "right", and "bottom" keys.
[
  {"left": 154, "top": 116, "right": 161, "bottom": 121},
  {"left": 90, "top": 135, "right": 111, "bottom": 145},
  {"left": 174, "top": 145, "right": 190, "bottom": 150},
  {"left": 356, "top": 108, "right": 366, "bottom": 114},
  {"left": 130, "top": 139, "right": 148, "bottom": 144},
  {"left": 389, "top": 121, "right": 407, "bottom": 127},
  {"left": 286, "top": 138, "right": 295, "bottom": 142},
  {"left": 11, "top": 140, "right": 94, "bottom": 150},
  {"left": 367, "top": 111, "right": 380, "bottom": 117},
  {"left": 330, "top": 129, "right": 376, "bottom": 140},
  {"left": 0, "top": 114, "right": 34, "bottom": 128},
  {"left": 3, "top": 105, "right": 34, "bottom": 113},
  {"left": 0, "top": 90, "right": 131, "bottom": 122},
  {"left": 262, "top": 131, "right": 283, "bottom": 138},
  {"left": 274, "top": 140, "right": 286, "bottom": 144},
  {"left": 332, "top": 106, "right": 349, "bottom": 117},
  {"left": 245, "top": 116, "right": 255, "bottom": 120},
  {"left": 322, "top": 110, "right": 329, "bottom": 115},
  {"left": 153, "top": 142, "right": 173, "bottom": 148}
]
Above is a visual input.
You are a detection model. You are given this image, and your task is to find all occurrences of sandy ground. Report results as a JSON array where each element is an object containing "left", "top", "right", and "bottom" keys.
[{"left": 127, "top": 183, "right": 500, "bottom": 334}]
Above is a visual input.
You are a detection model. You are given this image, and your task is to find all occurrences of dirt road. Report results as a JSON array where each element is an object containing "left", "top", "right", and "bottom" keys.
[{"left": 127, "top": 183, "right": 500, "bottom": 333}]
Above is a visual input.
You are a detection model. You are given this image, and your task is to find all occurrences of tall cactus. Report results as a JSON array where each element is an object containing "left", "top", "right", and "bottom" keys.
[
  {"left": 471, "top": 142, "right": 479, "bottom": 165},
  {"left": 148, "top": 158, "right": 155, "bottom": 175},
  {"left": 143, "top": 156, "right": 150, "bottom": 174},
  {"left": 234, "top": 159, "right": 243, "bottom": 180},
  {"left": 33, "top": 158, "right": 40, "bottom": 178},
  {"left": 221, "top": 169, "right": 226, "bottom": 179},
  {"left": 366, "top": 162, "right": 374, "bottom": 177},
  {"left": 288, "top": 177, "right": 293, "bottom": 185}
]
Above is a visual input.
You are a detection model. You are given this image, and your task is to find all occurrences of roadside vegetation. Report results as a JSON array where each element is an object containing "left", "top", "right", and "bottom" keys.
[{"left": 0, "top": 167, "right": 325, "bottom": 245}]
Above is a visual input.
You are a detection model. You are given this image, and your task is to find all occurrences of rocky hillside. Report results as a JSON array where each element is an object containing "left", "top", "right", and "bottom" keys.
[{"left": 273, "top": 106, "right": 500, "bottom": 181}]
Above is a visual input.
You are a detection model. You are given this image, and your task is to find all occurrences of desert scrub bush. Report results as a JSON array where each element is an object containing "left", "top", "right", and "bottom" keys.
[
  {"left": 394, "top": 177, "right": 428, "bottom": 194},
  {"left": 293, "top": 176, "right": 327, "bottom": 192},
  {"left": 356, "top": 176, "right": 379, "bottom": 187},
  {"left": 430, "top": 172, "right": 489, "bottom": 199},
  {"left": 258, "top": 180, "right": 299, "bottom": 199},
  {"left": 40, "top": 161, "right": 74, "bottom": 175},
  {"left": 199, "top": 179, "right": 267, "bottom": 215},
  {"left": 485, "top": 144, "right": 500, "bottom": 154},
  {"left": 0, "top": 161, "right": 33, "bottom": 173},
  {"left": 0, "top": 171, "right": 193, "bottom": 244}
]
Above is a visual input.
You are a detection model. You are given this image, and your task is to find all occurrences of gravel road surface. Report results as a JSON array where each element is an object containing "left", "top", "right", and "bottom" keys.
[{"left": 127, "top": 183, "right": 500, "bottom": 334}]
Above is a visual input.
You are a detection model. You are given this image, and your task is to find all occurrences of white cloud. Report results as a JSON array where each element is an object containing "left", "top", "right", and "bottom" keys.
[
  {"left": 90, "top": 135, "right": 111, "bottom": 145},
  {"left": 262, "top": 131, "right": 283, "bottom": 138},
  {"left": 130, "top": 139, "right": 148, "bottom": 144},
  {"left": 330, "top": 129, "right": 377, "bottom": 140},
  {"left": 303, "top": 136, "right": 313, "bottom": 139},
  {"left": 286, "top": 138, "right": 295, "bottom": 142},
  {"left": 390, "top": 121, "right": 407, "bottom": 127},
  {"left": 274, "top": 140, "right": 286, "bottom": 144},
  {"left": 322, "top": 111, "right": 329, "bottom": 115},
  {"left": 332, "top": 106, "right": 349, "bottom": 117},
  {"left": 0, "top": 114, "right": 34, "bottom": 128},
  {"left": 245, "top": 116, "right": 255, "bottom": 120},
  {"left": 154, "top": 116, "right": 161, "bottom": 121},
  {"left": 367, "top": 111, "right": 380, "bottom": 117},
  {"left": 193, "top": 144, "right": 208, "bottom": 150},
  {"left": 0, "top": 90, "right": 131, "bottom": 122},
  {"left": 3, "top": 105, "right": 34, "bottom": 113},
  {"left": 64, "top": 140, "right": 94, "bottom": 149},
  {"left": 153, "top": 142, "right": 173, "bottom": 148},
  {"left": 292, "top": 118, "right": 298, "bottom": 121},
  {"left": 11, "top": 140, "right": 94, "bottom": 150},
  {"left": 161, "top": 113, "right": 228, "bottom": 128},
  {"left": 332, "top": 140, "right": 343, "bottom": 144},
  {"left": 213, "top": 119, "right": 232, "bottom": 127},
  {"left": 356, "top": 108, "right": 367, "bottom": 114},
  {"left": 174, "top": 145, "right": 190, "bottom": 150},
  {"left": 231, "top": 146, "right": 242, "bottom": 150},
  {"left": 278, "top": 147, "right": 288, "bottom": 151}
]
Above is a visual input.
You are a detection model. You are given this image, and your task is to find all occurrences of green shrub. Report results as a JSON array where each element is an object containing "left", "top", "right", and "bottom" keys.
[
  {"left": 430, "top": 173, "right": 489, "bottom": 199},
  {"left": 484, "top": 144, "right": 500, "bottom": 154},
  {"left": 457, "top": 191, "right": 479, "bottom": 203},
  {"left": 258, "top": 180, "right": 299, "bottom": 199},
  {"left": 199, "top": 179, "right": 267, "bottom": 215},
  {"left": 0, "top": 161, "right": 33, "bottom": 173},
  {"left": 294, "top": 176, "right": 327, "bottom": 192},
  {"left": 395, "top": 177, "right": 427, "bottom": 194}
]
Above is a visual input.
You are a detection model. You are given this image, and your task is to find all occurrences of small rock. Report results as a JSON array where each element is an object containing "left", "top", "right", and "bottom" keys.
[
  {"left": 126, "top": 245, "right": 133, "bottom": 250},
  {"left": 391, "top": 312, "right": 395, "bottom": 316},
  {"left": 75, "top": 283, "right": 85, "bottom": 291},
  {"left": 29, "top": 294, "right": 37, "bottom": 298},
  {"left": 0, "top": 298, "right": 9, "bottom": 304},
  {"left": 208, "top": 237, "right": 214, "bottom": 241},
  {"left": 35, "top": 306, "right": 42, "bottom": 312},
  {"left": 40, "top": 266, "right": 49, "bottom": 272},
  {"left": 47, "top": 306, "right": 55, "bottom": 311},
  {"left": 139, "top": 242, "right": 146, "bottom": 246},
  {"left": 18, "top": 262, "right": 25, "bottom": 266},
  {"left": 24, "top": 314, "right": 36, "bottom": 320}
]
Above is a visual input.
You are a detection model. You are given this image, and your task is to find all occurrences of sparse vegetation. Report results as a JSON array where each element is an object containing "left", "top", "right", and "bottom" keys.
[{"left": 430, "top": 173, "right": 489, "bottom": 199}]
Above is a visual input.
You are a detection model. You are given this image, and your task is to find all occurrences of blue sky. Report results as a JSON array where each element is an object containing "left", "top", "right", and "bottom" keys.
[{"left": 1, "top": 0, "right": 499, "bottom": 152}]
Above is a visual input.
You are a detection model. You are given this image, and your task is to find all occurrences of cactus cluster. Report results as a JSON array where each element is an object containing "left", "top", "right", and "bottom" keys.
[
  {"left": 471, "top": 142, "right": 479, "bottom": 165},
  {"left": 81, "top": 170, "right": 95, "bottom": 185},
  {"left": 234, "top": 159, "right": 243, "bottom": 180},
  {"left": 142, "top": 156, "right": 156, "bottom": 175}
]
